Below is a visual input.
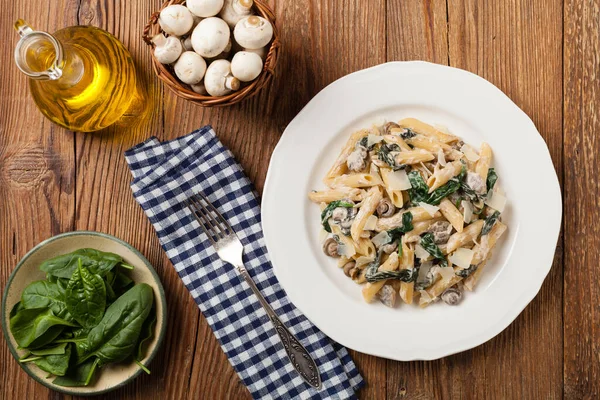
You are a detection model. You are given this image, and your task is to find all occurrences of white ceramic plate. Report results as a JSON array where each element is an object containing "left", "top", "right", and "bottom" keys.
[{"left": 262, "top": 61, "right": 561, "bottom": 361}]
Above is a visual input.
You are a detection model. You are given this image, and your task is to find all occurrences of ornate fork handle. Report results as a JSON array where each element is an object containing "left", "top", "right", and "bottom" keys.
[{"left": 238, "top": 267, "right": 322, "bottom": 389}]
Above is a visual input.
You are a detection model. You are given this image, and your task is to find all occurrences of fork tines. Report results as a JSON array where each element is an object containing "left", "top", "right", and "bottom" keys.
[{"left": 186, "top": 193, "right": 234, "bottom": 245}]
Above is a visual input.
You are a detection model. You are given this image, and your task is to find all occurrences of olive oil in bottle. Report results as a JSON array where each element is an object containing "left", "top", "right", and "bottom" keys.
[{"left": 14, "top": 19, "right": 144, "bottom": 132}]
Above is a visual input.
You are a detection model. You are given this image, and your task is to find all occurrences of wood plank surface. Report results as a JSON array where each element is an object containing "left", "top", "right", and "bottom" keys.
[
  {"left": 563, "top": 0, "right": 600, "bottom": 398},
  {"left": 0, "top": 0, "right": 595, "bottom": 399}
]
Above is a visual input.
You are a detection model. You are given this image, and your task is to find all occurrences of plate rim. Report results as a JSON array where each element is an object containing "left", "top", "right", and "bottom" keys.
[
  {"left": 262, "top": 61, "right": 562, "bottom": 361},
  {"left": 1, "top": 230, "right": 168, "bottom": 396}
]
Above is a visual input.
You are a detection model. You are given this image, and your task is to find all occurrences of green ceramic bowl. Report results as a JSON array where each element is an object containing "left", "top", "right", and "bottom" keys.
[{"left": 1, "top": 231, "right": 168, "bottom": 396}]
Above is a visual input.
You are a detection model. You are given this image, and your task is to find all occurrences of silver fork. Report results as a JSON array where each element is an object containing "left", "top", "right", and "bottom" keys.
[{"left": 186, "top": 192, "right": 322, "bottom": 389}]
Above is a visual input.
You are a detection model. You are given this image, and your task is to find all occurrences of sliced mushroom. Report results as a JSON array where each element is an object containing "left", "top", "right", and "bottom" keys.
[
  {"left": 441, "top": 287, "right": 462, "bottom": 305},
  {"left": 331, "top": 206, "right": 349, "bottom": 222},
  {"left": 383, "top": 121, "right": 401, "bottom": 135},
  {"left": 377, "top": 284, "right": 397, "bottom": 308},
  {"left": 342, "top": 261, "right": 357, "bottom": 277},
  {"left": 376, "top": 198, "right": 396, "bottom": 218},
  {"left": 428, "top": 220, "right": 453, "bottom": 244},
  {"left": 346, "top": 145, "right": 368, "bottom": 172},
  {"left": 322, "top": 238, "right": 339, "bottom": 258},
  {"left": 381, "top": 241, "right": 398, "bottom": 254},
  {"left": 465, "top": 171, "right": 487, "bottom": 195}
]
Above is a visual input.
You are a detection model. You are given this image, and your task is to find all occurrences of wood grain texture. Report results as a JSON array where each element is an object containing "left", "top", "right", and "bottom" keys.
[
  {"left": 563, "top": 0, "right": 600, "bottom": 398},
  {"left": 0, "top": 0, "right": 592, "bottom": 399}
]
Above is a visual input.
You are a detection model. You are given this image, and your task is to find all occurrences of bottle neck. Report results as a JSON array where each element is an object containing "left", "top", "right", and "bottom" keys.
[{"left": 14, "top": 19, "right": 83, "bottom": 86}]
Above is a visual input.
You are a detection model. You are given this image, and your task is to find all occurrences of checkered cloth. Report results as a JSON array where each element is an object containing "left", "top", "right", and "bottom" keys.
[{"left": 125, "top": 126, "right": 364, "bottom": 399}]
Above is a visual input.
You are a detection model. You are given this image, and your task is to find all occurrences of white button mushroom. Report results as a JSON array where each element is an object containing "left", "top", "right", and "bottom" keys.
[
  {"left": 174, "top": 51, "right": 207, "bottom": 84},
  {"left": 159, "top": 5, "right": 194, "bottom": 36},
  {"left": 186, "top": 0, "right": 224, "bottom": 18},
  {"left": 182, "top": 36, "right": 193, "bottom": 51},
  {"left": 243, "top": 46, "right": 266, "bottom": 58},
  {"left": 152, "top": 33, "right": 183, "bottom": 64},
  {"left": 230, "top": 51, "right": 263, "bottom": 82},
  {"left": 233, "top": 15, "right": 273, "bottom": 49},
  {"left": 219, "top": 0, "right": 253, "bottom": 28},
  {"left": 204, "top": 59, "right": 240, "bottom": 96},
  {"left": 190, "top": 81, "right": 208, "bottom": 94},
  {"left": 191, "top": 17, "right": 231, "bottom": 58}
]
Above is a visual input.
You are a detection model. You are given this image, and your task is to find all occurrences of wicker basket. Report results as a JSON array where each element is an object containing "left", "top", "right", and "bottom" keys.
[{"left": 143, "top": 0, "right": 280, "bottom": 107}]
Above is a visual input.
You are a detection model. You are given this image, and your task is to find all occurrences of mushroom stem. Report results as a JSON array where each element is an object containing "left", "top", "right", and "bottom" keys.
[
  {"left": 233, "top": 0, "right": 253, "bottom": 13},
  {"left": 225, "top": 76, "right": 240, "bottom": 91}
]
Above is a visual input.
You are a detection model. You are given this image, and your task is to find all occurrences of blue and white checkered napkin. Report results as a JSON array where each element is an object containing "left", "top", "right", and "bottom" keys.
[{"left": 124, "top": 126, "right": 364, "bottom": 399}]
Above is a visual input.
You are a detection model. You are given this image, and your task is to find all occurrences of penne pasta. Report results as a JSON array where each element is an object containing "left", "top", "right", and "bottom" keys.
[
  {"left": 325, "top": 129, "right": 370, "bottom": 180},
  {"left": 438, "top": 198, "right": 464, "bottom": 233},
  {"left": 351, "top": 186, "right": 383, "bottom": 242},
  {"left": 326, "top": 173, "right": 383, "bottom": 189},
  {"left": 308, "top": 187, "right": 363, "bottom": 203},
  {"left": 362, "top": 252, "right": 399, "bottom": 302},
  {"left": 399, "top": 118, "right": 459, "bottom": 143},
  {"left": 427, "top": 160, "right": 463, "bottom": 192},
  {"left": 311, "top": 117, "right": 507, "bottom": 309},
  {"left": 475, "top": 142, "right": 492, "bottom": 180}
]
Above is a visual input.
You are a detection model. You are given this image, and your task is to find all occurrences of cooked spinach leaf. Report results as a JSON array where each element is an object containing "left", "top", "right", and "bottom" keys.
[
  {"left": 408, "top": 171, "right": 461, "bottom": 206},
  {"left": 427, "top": 179, "right": 461, "bottom": 205},
  {"left": 456, "top": 265, "right": 478, "bottom": 278},
  {"left": 365, "top": 268, "right": 417, "bottom": 283},
  {"left": 378, "top": 143, "right": 403, "bottom": 170},
  {"left": 400, "top": 128, "right": 417, "bottom": 139},
  {"left": 320, "top": 200, "right": 354, "bottom": 233},
  {"left": 65, "top": 260, "right": 106, "bottom": 329},
  {"left": 481, "top": 211, "right": 501, "bottom": 236},
  {"left": 387, "top": 212, "right": 414, "bottom": 242},
  {"left": 419, "top": 233, "right": 448, "bottom": 267},
  {"left": 486, "top": 168, "right": 498, "bottom": 192}
]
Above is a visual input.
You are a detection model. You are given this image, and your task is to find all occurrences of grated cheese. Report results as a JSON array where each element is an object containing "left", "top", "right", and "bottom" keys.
[
  {"left": 418, "top": 202, "right": 440, "bottom": 217},
  {"left": 364, "top": 215, "right": 378, "bottom": 231},
  {"left": 386, "top": 169, "right": 412, "bottom": 191},
  {"left": 438, "top": 266, "right": 456, "bottom": 282},
  {"left": 448, "top": 248, "right": 475, "bottom": 270},
  {"left": 367, "top": 134, "right": 384, "bottom": 148},
  {"left": 372, "top": 231, "right": 391, "bottom": 247},
  {"left": 437, "top": 148, "right": 447, "bottom": 166},
  {"left": 485, "top": 189, "right": 507, "bottom": 212},
  {"left": 460, "top": 144, "right": 480, "bottom": 162},
  {"left": 419, "top": 289, "right": 432, "bottom": 305},
  {"left": 415, "top": 244, "right": 431, "bottom": 260},
  {"left": 337, "top": 243, "right": 356, "bottom": 258},
  {"left": 462, "top": 200, "right": 473, "bottom": 223}
]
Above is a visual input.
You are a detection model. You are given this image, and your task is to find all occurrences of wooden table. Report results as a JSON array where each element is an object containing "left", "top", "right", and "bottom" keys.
[{"left": 1, "top": 0, "right": 597, "bottom": 399}]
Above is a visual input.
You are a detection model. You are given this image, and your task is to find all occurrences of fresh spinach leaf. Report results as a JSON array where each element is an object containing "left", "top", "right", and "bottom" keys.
[
  {"left": 65, "top": 260, "right": 106, "bottom": 329},
  {"left": 456, "top": 265, "right": 478, "bottom": 278},
  {"left": 28, "top": 342, "right": 68, "bottom": 356},
  {"left": 320, "top": 200, "right": 354, "bottom": 233},
  {"left": 419, "top": 233, "right": 448, "bottom": 267},
  {"left": 135, "top": 307, "right": 156, "bottom": 363},
  {"left": 113, "top": 271, "right": 134, "bottom": 296},
  {"left": 53, "top": 358, "right": 99, "bottom": 387},
  {"left": 80, "top": 284, "right": 154, "bottom": 366},
  {"left": 21, "top": 281, "right": 71, "bottom": 321},
  {"left": 22, "top": 345, "right": 72, "bottom": 377},
  {"left": 481, "top": 211, "right": 501, "bottom": 236},
  {"left": 486, "top": 168, "right": 498, "bottom": 192},
  {"left": 10, "top": 302, "right": 24, "bottom": 318},
  {"left": 10, "top": 308, "right": 78, "bottom": 348},
  {"left": 40, "top": 249, "right": 124, "bottom": 279}
]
